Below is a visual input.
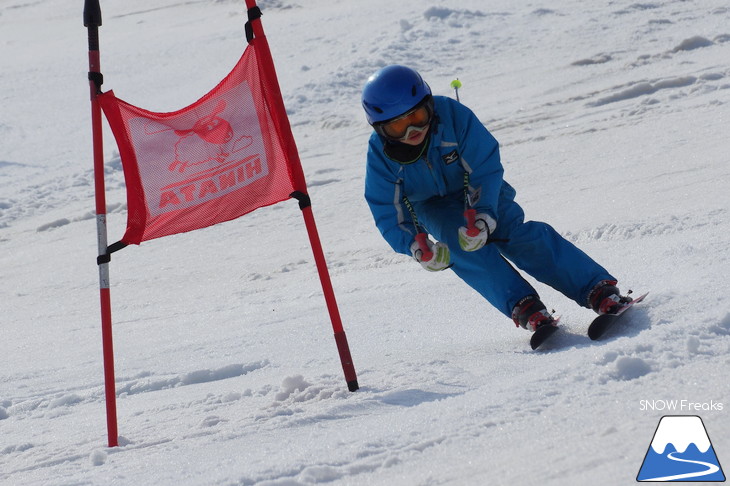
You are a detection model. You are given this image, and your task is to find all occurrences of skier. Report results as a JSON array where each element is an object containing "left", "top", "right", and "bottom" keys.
[{"left": 361, "top": 65, "right": 631, "bottom": 336}]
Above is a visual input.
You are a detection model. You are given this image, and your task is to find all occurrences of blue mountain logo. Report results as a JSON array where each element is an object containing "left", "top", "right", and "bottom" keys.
[{"left": 637, "top": 415, "right": 725, "bottom": 482}]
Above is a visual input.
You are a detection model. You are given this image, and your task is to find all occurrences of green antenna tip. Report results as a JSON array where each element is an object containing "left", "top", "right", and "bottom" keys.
[{"left": 450, "top": 79, "right": 462, "bottom": 89}]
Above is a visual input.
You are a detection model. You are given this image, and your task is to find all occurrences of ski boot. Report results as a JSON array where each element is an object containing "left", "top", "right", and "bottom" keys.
[
  {"left": 512, "top": 295, "right": 556, "bottom": 332},
  {"left": 588, "top": 280, "right": 632, "bottom": 315}
]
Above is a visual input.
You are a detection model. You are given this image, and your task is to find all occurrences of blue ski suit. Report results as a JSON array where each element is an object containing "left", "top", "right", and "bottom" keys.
[{"left": 364, "top": 95, "right": 614, "bottom": 318}]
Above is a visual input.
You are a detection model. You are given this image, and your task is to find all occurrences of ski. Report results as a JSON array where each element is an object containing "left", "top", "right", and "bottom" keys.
[
  {"left": 587, "top": 292, "right": 649, "bottom": 340},
  {"left": 530, "top": 317, "right": 561, "bottom": 350}
]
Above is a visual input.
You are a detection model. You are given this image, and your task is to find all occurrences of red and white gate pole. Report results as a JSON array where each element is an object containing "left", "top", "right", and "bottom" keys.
[{"left": 84, "top": 0, "right": 119, "bottom": 447}]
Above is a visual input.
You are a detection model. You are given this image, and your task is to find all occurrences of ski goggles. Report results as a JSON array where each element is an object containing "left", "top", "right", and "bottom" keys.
[{"left": 375, "top": 97, "right": 433, "bottom": 141}]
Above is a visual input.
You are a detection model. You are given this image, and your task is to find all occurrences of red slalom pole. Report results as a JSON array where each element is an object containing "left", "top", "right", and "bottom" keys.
[
  {"left": 245, "top": 0, "right": 358, "bottom": 391},
  {"left": 85, "top": 0, "right": 119, "bottom": 447},
  {"left": 293, "top": 193, "right": 359, "bottom": 391}
]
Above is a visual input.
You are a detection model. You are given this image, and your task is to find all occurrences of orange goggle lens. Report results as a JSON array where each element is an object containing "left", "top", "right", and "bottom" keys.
[{"left": 382, "top": 106, "right": 430, "bottom": 139}]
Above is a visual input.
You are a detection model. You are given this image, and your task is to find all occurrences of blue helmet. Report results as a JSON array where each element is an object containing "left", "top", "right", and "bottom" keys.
[{"left": 362, "top": 65, "right": 432, "bottom": 125}]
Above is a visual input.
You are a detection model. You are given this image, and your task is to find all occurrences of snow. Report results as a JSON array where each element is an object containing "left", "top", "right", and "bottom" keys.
[{"left": 1, "top": 0, "right": 729, "bottom": 485}]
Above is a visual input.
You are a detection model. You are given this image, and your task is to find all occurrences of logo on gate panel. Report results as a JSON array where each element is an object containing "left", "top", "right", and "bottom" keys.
[{"left": 128, "top": 80, "right": 268, "bottom": 217}]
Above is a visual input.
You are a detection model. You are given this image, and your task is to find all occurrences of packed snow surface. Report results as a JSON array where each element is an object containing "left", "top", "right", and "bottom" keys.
[{"left": 1, "top": 0, "right": 729, "bottom": 485}]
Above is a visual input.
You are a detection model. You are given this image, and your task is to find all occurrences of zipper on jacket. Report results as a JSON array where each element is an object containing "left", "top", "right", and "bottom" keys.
[{"left": 423, "top": 156, "right": 446, "bottom": 196}]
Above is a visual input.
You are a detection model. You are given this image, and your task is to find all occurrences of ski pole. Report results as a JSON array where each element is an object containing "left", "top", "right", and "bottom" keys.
[
  {"left": 463, "top": 208, "right": 480, "bottom": 237},
  {"left": 450, "top": 78, "right": 462, "bottom": 102},
  {"left": 461, "top": 172, "right": 479, "bottom": 236},
  {"left": 402, "top": 195, "right": 433, "bottom": 261},
  {"left": 415, "top": 232, "right": 434, "bottom": 262}
]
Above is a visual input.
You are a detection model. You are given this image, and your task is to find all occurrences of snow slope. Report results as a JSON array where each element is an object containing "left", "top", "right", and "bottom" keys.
[{"left": 1, "top": 0, "right": 729, "bottom": 485}]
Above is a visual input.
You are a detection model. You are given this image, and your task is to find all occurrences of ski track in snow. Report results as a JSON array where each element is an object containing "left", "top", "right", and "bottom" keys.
[{"left": 1, "top": 0, "right": 729, "bottom": 485}]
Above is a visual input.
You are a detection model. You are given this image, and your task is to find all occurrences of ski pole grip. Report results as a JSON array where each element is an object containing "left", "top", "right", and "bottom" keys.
[
  {"left": 415, "top": 232, "right": 433, "bottom": 262},
  {"left": 464, "top": 208, "right": 480, "bottom": 237}
]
